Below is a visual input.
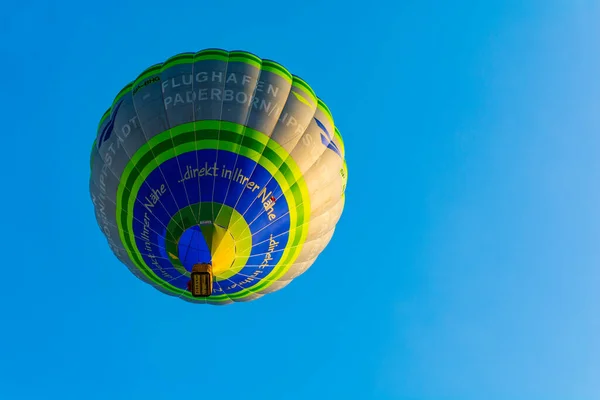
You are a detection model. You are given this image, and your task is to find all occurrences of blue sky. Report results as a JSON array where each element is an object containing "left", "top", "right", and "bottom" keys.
[{"left": 1, "top": 1, "right": 600, "bottom": 399}]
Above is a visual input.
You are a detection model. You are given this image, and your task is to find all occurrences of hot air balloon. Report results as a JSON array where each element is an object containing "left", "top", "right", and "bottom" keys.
[{"left": 89, "top": 49, "right": 347, "bottom": 304}]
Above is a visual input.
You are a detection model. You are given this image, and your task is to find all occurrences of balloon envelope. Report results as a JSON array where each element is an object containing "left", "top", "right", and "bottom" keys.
[{"left": 89, "top": 49, "right": 347, "bottom": 304}]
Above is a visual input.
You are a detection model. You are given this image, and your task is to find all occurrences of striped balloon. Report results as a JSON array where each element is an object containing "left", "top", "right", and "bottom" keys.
[{"left": 89, "top": 49, "right": 347, "bottom": 305}]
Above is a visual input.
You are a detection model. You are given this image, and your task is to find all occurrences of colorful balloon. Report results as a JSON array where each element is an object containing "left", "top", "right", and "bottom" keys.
[{"left": 89, "top": 49, "right": 347, "bottom": 304}]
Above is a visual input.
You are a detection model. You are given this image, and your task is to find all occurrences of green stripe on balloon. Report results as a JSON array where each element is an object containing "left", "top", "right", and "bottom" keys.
[
  {"left": 291, "top": 76, "right": 317, "bottom": 105},
  {"left": 262, "top": 59, "right": 293, "bottom": 83},
  {"left": 120, "top": 121, "right": 303, "bottom": 192}
]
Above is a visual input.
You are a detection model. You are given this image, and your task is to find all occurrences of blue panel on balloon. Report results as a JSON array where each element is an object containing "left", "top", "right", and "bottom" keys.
[{"left": 177, "top": 226, "right": 211, "bottom": 271}]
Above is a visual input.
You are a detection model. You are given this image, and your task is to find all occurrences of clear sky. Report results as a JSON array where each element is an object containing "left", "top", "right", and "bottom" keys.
[{"left": 1, "top": 1, "right": 599, "bottom": 399}]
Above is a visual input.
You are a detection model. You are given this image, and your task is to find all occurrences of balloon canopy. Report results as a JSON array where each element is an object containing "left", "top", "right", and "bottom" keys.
[{"left": 89, "top": 49, "right": 348, "bottom": 304}]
